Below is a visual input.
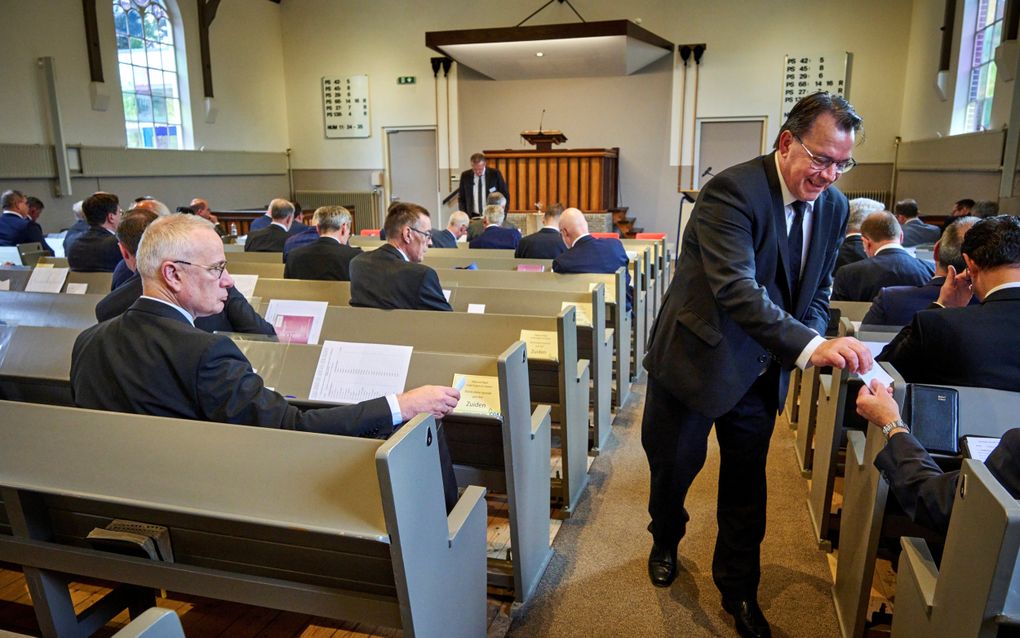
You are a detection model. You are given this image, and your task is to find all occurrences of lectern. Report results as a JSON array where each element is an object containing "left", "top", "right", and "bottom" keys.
[{"left": 520, "top": 130, "right": 568, "bottom": 152}]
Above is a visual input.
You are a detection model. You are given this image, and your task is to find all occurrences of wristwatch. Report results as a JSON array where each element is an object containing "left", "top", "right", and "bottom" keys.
[{"left": 881, "top": 418, "right": 909, "bottom": 439}]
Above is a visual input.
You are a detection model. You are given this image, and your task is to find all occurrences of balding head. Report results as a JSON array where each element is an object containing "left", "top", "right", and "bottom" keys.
[
  {"left": 134, "top": 198, "right": 171, "bottom": 217},
  {"left": 860, "top": 211, "right": 903, "bottom": 257},
  {"left": 559, "top": 208, "right": 589, "bottom": 247},
  {"left": 447, "top": 211, "right": 469, "bottom": 239}
]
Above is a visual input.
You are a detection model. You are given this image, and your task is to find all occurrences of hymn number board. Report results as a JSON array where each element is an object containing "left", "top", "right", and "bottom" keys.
[
  {"left": 781, "top": 52, "right": 852, "bottom": 119},
  {"left": 323, "top": 75, "right": 370, "bottom": 139}
]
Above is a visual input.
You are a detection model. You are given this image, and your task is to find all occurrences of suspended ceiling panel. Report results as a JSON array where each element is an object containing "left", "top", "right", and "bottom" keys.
[{"left": 426, "top": 20, "right": 673, "bottom": 80}]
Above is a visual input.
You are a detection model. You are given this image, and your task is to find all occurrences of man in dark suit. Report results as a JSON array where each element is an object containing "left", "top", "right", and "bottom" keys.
[
  {"left": 24, "top": 197, "right": 54, "bottom": 255},
  {"left": 641, "top": 93, "right": 873, "bottom": 637},
  {"left": 863, "top": 216, "right": 978, "bottom": 325},
  {"left": 0, "top": 190, "right": 35, "bottom": 247},
  {"left": 72, "top": 213, "right": 460, "bottom": 447},
  {"left": 553, "top": 208, "right": 632, "bottom": 313},
  {"left": 430, "top": 211, "right": 468, "bottom": 248},
  {"left": 63, "top": 200, "right": 90, "bottom": 255},
  {"left": 458, "top": 152, "right": 509, "bottom": 218},
  {"left": 833, "top": 197, "right": 881, "bottom": 274},
  {"left": 856, "top": 380, "right": 1020, "bottom": 535},
  {"left": 285, "top": 206, "right": 362, "bottom": 281},
  {"left": 94, "top": 209, "right": 274, "bottom": 335},
  {"left": 67, "top": 192, "right": 124, "bottom": 272},
  {"left": 895, "top": 198, "right": 941, "bottom": 247},
  {"left": 878, "top": 215, "right": 1020, "bottom": 391},
  {"left": 350, "top": 202, "right": 452, "bottom": 311},
  {"left": 516, "top": 203, "right": 567, "bottom": 259},
  {"left": 468, "top": 205, "right": 521, "bottom": 250},
  {"left": 244, "top": 198, "right": 293, "bottom": 253},
  {"left": 951, "top": 198, "right": 975, "bottom": 218},
  {"left": 832, "top": 211, "right": 934, "bottom": 301}
]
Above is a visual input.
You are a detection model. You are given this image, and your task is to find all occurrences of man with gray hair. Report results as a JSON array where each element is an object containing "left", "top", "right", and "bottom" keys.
[
  {"left": 832, "top": 210, "right": 934, "bottom": 301},
  {"left": 468, "top": 204, "right": 521, "bottom": 249},
  {"left": 864, "top": 216, "right": 979, "bottom": 325},
  {"left": 71, "top": 213, "right": 461, "bottom": 440},
  {"left": 284, "top": 206, "right": 362, "bottom": 281},
  {"left": 244, "top": 198, "right": 293, "bottom": 252},
  {"left": 834, "top": 197, "right": 883, "bottom": 274},
  {"left": 430, "top": 211, "right": 469, "bottom": 248},
  {"left": 63, "top": 200, "right": 90, "bottom": 255}
]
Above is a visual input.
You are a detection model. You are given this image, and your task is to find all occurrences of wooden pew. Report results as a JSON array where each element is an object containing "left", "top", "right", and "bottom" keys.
[
  {"left": 0, "top": 290, "right": 101, "bottom": 329},
  {"left": 0, "top": 267, "right": 32, "bottom": 292},
  {"left": 833, "top": 384, "right": 1020, "bottom": 638},
  {"left": 252, "top": 278, "right": 352, "bottom": 304},
  {"left": 309, "top": 306, "right": 590, "bottom": 519},
  {"left": 892, "top": 461, "right": 1020, "bottom": 638},
  {"left": 225, "top": 261, "right": 286, "bottom": 278},
  {"left": 0, "top": 401, "right": 487, "bottom": 638},
  {"left": 0, "top": 325, "right": 554, "bottom": 603},
  {"left": 64, "top": 270, "right": 113, "bottom": 294}
]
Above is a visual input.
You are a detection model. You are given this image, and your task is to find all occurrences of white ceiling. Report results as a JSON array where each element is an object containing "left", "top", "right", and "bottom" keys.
[{"left": 437, "top": 35, "right": 672, "bottom": 80}]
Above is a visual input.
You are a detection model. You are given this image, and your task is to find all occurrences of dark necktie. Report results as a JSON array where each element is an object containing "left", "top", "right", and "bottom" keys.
[
  {"left": 476, "top": 174, "right": 484, "bottom": 215},
  {"left": 788, "top": 200, "right": 807, "bottom": 300}
]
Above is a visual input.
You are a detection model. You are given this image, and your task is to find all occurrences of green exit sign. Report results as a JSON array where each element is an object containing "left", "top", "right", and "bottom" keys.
[{"left": 397, "top": 76, "right": 416, "bottom": 85}]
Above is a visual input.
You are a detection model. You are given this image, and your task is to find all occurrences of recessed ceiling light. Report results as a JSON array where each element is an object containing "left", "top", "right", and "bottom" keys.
[{"left": 536, "top": 52, "right": 544, "bottom": 57}]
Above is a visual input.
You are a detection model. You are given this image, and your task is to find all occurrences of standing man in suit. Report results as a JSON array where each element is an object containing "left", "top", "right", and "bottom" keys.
[
  {"left": 285, "top": 206, "right": 362, "bottom": 281},
  {"left": 430, "top": 211, "right": 469, "bottom": 248},
  {"left": 863, "top": 216, "right": 978, "bottom": 326},
  {"left": 833, "top": 197, "right": 882, "bottom": 274},
  {"left": 877, "top": 215, "right": 1020, "bottom": 391},
  {"left": 67, "top": 192, "right": 124, "bottom": 272},
  {"left": 244, "top": 198, "right": 293, "bottom": 253},
  {"left": 832, "top": 211, "right": 934, "bottom": 301},
  {"left": 641, "top": 92, "right": 873, "bottom": 638},
  {"left": 553, "top": 207, "right": 632, "bottom": 312},
  {"left": 516, "top": 203, "right": 567, "bottom": 259},
  {"left": 856, "top": 380, "right": 1020, "bottom": 535},
  {"left": 72, "top": 213, "right": 460, "bottom": 441},
  {"left": 349, "top": 202, "right": 452, "bottom": 311},
  {"left": 458, "top": 152, "right": 509, "bottom": 218},
  {"left": 468, "top": 205, "right": 521, "bottom": 250},
  {"left": 895, "top": 199, "right": 941, "bottom": 247}
]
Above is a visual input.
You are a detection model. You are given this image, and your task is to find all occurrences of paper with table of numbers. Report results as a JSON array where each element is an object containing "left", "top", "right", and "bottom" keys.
[{"left": 309, "top": 341, "right": 413, "bottom": 404}]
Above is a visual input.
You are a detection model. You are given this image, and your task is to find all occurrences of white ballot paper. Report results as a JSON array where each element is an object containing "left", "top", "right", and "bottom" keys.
[
  {"left": 862, "top": 341, "right": 888, "bottom": 359},
  {"left": 309, "top": 341, "right": 412, "bottom": 404},
  {"left": 0, "top": 279, "right": 10, "bottom": 291},
  {"left": 231, "top": 274, "right": 259, "bottom": 300},
  {"left": 561, "top": 301, "right": 593, "bottom": 327},
  {"left": 963, "top": 436, "right": 1001, "bottom": 463},
  {"left": 859, "top": 363, "right": 895, "bottom": 391},
  {"left": 25, "top": 267, "right": 68, "bottom": 294},
  {"left": 467, "top": 303, "right": 485, "bottom": 314},
  {"left": 520, "top": 329, "right": 558, "bottom": 361},
  {"left": 264, "top": 299, "right": 328, "bottom": 345},
  {"left": 451, "top": 373, "right": 501, "bottom": 418},
  {"left": 65, "top": 283, "right": 88, "bottom": 295}
]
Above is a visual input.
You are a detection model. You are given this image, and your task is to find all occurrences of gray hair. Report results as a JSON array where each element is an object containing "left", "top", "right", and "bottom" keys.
[
  {"left": 1, "top": 190, "right": 24, "bottom": 211},
  {"left": 938, "top": 216, "right": 980, "bottom": 270},
  {"left": 136, "top": 214, "right": 216, "bottom": 280},
  {"left": 483, "top": 204, "right": 504, "bottom": 225},
  {"left": 848, "top": 198, "right": 884, "bottom": 231},
  {"left": 72, "top": 200, "right": 84, "bottom": 220},
  {"left": 971, "top": 199, "right": 999, "bottom": 218},
  {"left": 268, "top": 198, "right": 295, "bottom": 221},
  {"left": 312, "top": 205, "right": 351, "bottom": 232},
  {"left": 448, "top": 211, "right": 469, "bottom": 228},
  {"left": 486, "top": 191, "right": 507, "bottom": 209}
]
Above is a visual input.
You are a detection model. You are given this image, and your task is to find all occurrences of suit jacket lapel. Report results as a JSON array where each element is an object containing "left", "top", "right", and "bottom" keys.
[{"left": 764, "top": 153, "right": 795, "bottom": 308}]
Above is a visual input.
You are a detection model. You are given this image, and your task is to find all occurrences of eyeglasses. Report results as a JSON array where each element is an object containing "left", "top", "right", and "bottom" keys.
[
  {"left": 173, "top": 259, "right": 228, "bottom": 279},
  {"left": 795, "top": 136, "right": 857, "bottom": 174},
  {"left": 408, "top": 226, "right": 432, "bottom": 240}
]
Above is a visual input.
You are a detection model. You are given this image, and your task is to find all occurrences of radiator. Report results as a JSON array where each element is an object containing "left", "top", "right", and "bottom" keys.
[
  {"left": 842, "top": 189, "right": 891, "bottom": 208},
  {"left": 293, "top": 190, "right": 380, "bottom": 232}
]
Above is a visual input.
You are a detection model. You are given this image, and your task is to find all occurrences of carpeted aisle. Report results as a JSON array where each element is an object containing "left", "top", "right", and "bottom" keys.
[{"left": 506, "top": 379, "right": 841, "bottom": 638}]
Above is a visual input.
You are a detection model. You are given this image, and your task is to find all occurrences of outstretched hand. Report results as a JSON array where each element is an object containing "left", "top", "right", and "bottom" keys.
[
  {"left": 396, "top": 385, "right": 461, "bottom": 420},
  {"left": 809, "top": 336, "right": 873, "bottom": 374}
]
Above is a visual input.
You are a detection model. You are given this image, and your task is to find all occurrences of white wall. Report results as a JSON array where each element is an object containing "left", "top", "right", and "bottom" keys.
[{"left": 898, "top": 0, "right": 957, "bottom": 141}]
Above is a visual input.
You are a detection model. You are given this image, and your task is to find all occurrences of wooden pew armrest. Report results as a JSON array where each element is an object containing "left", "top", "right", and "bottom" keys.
[
  {"left": 846, "top": 430, "right": 867, "bottom": 468},
  {"left": 899, "top": 536, "right": 938, "bottom": 614},
  {"left": 448, "top": 485, "right": 487, "bottom": 547},
  {"left": 531, "top": 404, "right": 552, "bottom": 440}
]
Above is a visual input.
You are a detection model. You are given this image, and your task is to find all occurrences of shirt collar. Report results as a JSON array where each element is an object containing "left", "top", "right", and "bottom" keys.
[
  {"left": 321, "top": 235, "right": 341, "bottom": 244},
  {"left": 140, "top": 295, "right": 195, "bottom": 325},
  {"left": 270, "top": 221, "right": 289, "bottom": 231},
  {"left": 2, "top": 210, "right": 25, "bottom": 218},
  {"left": 773, "top": 153, "right": 815, "bottom": 211},
  {"left": 571, "top": 232, "right": 590, "bottom": 248},
  {"left": 875, "top": 242, "right": 905, "bottom": 255},
  {"left": 984, "top": 281, "right": 1020, "bottom": 297},
  {"left": 394, "top": 245, "right": 410, "bottom": 261}
]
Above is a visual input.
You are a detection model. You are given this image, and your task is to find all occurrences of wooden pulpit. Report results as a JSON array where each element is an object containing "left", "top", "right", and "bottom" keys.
[{"left": 520, "top": 130, "right": 568, "bottom": 152}]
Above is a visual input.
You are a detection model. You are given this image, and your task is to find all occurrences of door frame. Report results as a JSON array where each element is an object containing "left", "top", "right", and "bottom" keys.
[{"left": 382, "top": 125, "right": 440, "bottom": 227}]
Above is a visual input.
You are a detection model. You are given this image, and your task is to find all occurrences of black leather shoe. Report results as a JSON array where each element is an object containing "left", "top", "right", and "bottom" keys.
[
  {"left": 722, "top": 597, "right": 772, "bottom": 638},
  {"left": 647, "top": 543, "right": 678, "bottom": 587}
]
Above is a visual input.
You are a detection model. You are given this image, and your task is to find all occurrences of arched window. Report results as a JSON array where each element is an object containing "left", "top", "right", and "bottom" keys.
[
  {"left": 955, "top": 0, "right": 1006, "bottom": 133},
  {"left": 113, "top": 0, "right": 187, "bottom": 149}
]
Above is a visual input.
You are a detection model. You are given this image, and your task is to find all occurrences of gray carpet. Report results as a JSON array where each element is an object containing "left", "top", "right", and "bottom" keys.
[{"left": 507, "top": 378, "right": 841, "bottom": 637}]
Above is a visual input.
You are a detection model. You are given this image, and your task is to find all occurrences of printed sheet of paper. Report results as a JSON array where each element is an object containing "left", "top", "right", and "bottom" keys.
[
  {"left": 859, "top": 363, "right": 894, "bottom": 391},
  {"left": 65, "top": 283, "right": 88, "bottom": 295},
  {"left": 231, "top": 274, "right": 259, "bottom": 300},
  {"left": 589, "top": 281, "right": 615, "bottom": 304},
  {"left": 561, "top": 301, "right": 593, "bottom": 327},
  {"left": 963, "top": 436, "right": 1001, "bottom": 463},
  {"left": 520, "top": 329, "right": 558, "bottom": 362},
  {"left": 264, "top": 299, "right": 328, "bottom": 345},
  {"left": 451, "top": 373, "right": 501, "bottom": 418},
  {"left": 309, "top": 341, "right": 412, "bottom": 404},
  {"left": 25, "top": 267, "right": 68, "bottom": 294},
  {"left": 467, "top": 303, "right": 485, "bottom": 314}
]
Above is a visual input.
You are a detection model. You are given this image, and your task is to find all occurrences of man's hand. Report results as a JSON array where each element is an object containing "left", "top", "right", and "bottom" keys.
[
  {"left": 855, "top": 380, "right": 900, "bottom": 426},
  {"left": 936, "top": 264, "right": 973, "bottom": 308},
  {"left": 809, "top": 336, "right": 873, "bottom": 374},
  {"left": 396, "top": 385, "right": 461, "bottom": 420}
]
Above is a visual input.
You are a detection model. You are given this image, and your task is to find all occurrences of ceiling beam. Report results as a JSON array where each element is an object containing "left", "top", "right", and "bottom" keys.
[
  {"left": 198, "top": 0, "right": 221, "bottom": 98},
  {"left": 82, "top": 0, "right": 104, "bottom": 83}
]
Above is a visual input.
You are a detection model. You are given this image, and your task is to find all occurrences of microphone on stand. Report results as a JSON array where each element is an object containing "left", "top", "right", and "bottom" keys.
[
  {"left": 701, "top": 166, "right": 714, "bottom": 178},
  {"left": 538, "top": 109, "right": 546, "bottom": 133}
]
